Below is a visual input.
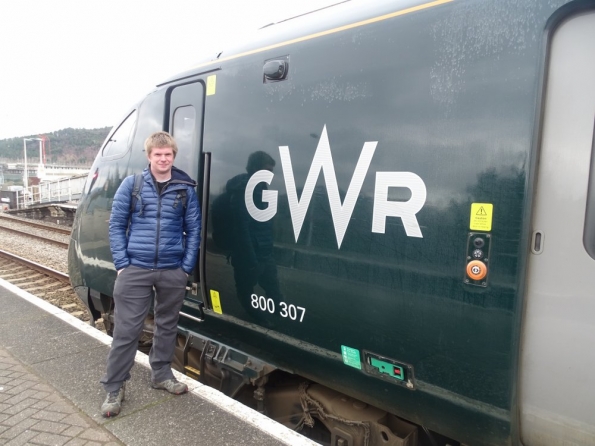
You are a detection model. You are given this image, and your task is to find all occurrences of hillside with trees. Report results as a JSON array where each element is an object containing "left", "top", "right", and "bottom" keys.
[{"left": 0, "top": 127, "right": 111, "bottom": 165}]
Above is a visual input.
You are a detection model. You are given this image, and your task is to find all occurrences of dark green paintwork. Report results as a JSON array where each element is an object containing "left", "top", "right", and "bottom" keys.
[{"left": 67, "top": 1, "right": 590, "bottom": 444}]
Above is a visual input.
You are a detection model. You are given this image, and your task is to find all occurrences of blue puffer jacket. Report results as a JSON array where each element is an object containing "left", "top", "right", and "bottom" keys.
[{"left": 109, "top": 166, "right": 201, "bottom": 274}]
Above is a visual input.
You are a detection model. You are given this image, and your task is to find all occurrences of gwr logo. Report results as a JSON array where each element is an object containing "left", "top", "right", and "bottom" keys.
[{"left": 245, "top": 126, "right": 427, "bottom": 248}]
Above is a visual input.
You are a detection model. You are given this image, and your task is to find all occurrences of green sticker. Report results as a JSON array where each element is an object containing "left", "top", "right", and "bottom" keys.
[{"left": 341, "top": 345, "right": 362, "bottom": 369}]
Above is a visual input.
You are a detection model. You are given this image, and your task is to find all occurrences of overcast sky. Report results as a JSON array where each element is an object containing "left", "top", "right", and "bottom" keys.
[{"left": 0, "top": 0, "right": 339, "bottom": 140}]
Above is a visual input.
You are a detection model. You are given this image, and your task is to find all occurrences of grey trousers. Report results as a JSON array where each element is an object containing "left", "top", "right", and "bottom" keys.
[{"left": 100, "top": 265, "right": 187, "bottom": 392}]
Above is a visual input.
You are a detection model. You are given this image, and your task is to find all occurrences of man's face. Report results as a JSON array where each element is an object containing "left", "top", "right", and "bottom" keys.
[{"left": 148, "top": 146, "right": 175, "bottom": 176}]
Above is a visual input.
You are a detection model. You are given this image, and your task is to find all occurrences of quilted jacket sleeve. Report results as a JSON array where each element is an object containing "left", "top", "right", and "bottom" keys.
[
  {"left": 109, "top": 176, "right": 134, "bottom": 271},
  {"left": 181, "top": 185, "right": 201, "bottom": 274}
]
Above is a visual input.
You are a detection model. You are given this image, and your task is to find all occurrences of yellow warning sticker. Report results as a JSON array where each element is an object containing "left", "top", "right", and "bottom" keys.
[
  {"left": 210, "top": 289, "right": 223, "bottom": 314},
  {"left": 470, "top": 203, "right": 493, "bottom": 231},
  {"left": 206, "top": 75, "right": 217, "bottom": 96}
]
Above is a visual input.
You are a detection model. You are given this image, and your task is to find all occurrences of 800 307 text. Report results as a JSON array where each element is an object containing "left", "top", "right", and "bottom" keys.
[{"left": 250, "top": 294, "right": 306, "bottom": 322}]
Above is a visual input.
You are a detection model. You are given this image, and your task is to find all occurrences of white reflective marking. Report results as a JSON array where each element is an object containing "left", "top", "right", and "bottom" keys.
[
  {"left": 372, "top": 172, "right": 427, "bottom": 237},
  {"left": 280, "top": 125, "right": 377, "bottom": 248},
  {"left": 245, "top": 170, "right": 278, "bottom": 222}
]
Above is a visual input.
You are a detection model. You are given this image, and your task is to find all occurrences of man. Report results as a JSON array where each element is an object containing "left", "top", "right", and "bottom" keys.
[{"left": 101, "top": 131, "right": 201, "bottom": 417}]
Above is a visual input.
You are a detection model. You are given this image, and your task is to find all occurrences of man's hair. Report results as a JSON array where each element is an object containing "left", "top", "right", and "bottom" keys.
[
  {"left": 145, "top": 131, "right": 178, "bottom": 157},
  {"left": 246, "top": 151, "right": 275, "bottom": 175}
]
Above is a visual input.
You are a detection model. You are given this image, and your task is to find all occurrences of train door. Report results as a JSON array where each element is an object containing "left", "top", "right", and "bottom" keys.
[
  {"left": 168, "top": 82, "right": 204, "bottom": 182},
  {"left": 520, "top": 10, "right": 595, "bottom": 445},
  {"left": 167, "top": 81, "right": 206, "bottom": 321}
]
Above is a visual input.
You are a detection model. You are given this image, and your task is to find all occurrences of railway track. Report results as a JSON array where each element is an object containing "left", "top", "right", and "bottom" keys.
[
  {"left": 0, "top": 248, "right": 90, "bottom": 323},
  {"left": 0, "top": 213, "right": 71, "bottom": 235},
  {"left": 0, "top": 213, "right": 70, "bottom": 248},
  {"left": 0, "top": 249, "right": 69, "bottom": 282},
  {"left": 0, "top": 225, "right": 69, "bottom": 248}
]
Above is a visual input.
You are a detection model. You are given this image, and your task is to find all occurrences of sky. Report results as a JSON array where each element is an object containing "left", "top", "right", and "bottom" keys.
[{"left": 0, "top": 0, "right": 340, "bottom": 140}]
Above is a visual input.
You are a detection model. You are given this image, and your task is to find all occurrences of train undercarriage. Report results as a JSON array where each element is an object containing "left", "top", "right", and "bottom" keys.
[
  {"left": 81, "top": 288, "right": 459, "bottom": 446},
  {"left": 169, "top": 330, "right": 461, "bottom": 446}
]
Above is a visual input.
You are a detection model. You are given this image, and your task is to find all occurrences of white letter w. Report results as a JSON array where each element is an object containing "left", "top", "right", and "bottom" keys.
[{"left": 279, "top": 125, "right": 377, "bottom": 249}]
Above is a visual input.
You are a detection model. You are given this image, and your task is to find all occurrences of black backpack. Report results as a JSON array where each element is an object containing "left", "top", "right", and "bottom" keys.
[{"left": 130, "top": 173, "right": 145, "bottom": 216}]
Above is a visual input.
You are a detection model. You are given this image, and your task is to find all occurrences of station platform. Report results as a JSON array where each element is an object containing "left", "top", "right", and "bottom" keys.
[{"left": 0, "top": 279, "right": 317, "bottom": 446}]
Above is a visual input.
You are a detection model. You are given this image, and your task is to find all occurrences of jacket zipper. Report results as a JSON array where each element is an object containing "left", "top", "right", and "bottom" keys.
[
  {"left": 154, "top": 193, "right": 162, "bottom": 269},
  {"left": 153, "top": 181, "right": 189, "bottom": 269}
]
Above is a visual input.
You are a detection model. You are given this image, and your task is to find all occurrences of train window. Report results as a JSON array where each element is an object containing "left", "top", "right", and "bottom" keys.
[
  {"left": 172, "top": 106, "right": 196, "bottom": 169},
  {"left": 584, "top": 120, "right": 595, "bottom": 260},
  {"left": 102, "top": 110, "right": 137, "bottom": 158}
]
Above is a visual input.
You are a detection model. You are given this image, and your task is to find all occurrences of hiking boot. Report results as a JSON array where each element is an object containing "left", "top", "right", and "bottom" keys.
[
  {"left": 151, "top": 378, "right": 188, "bottom": 395},
  {"left": 101, "top": 382, "right": 125, "bottom": 418}
]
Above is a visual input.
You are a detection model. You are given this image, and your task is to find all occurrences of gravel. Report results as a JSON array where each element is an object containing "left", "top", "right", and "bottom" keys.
[{"left": 0, "top": 217, "right": 69, "bottom": 272}]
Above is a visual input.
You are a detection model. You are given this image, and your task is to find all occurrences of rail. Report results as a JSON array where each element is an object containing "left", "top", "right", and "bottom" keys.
[
  {"left": 0, "top": 248, "right": 70, "bottom": 283},
  {"left": 0, "top": 214, "right": 72, "bottom": 235},
  {"left": 0, "top": 226, "right": 69, "bottom": 248}
]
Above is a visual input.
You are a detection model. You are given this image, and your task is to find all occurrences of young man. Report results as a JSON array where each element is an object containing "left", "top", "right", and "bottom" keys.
[{"left": 101, "top": 131, "right": 201, "bottom": 417}]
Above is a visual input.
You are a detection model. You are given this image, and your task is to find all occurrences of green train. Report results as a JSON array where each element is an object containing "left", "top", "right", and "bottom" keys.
[{"left": 68, "top": 0, "right": 595, "bottom": 444}]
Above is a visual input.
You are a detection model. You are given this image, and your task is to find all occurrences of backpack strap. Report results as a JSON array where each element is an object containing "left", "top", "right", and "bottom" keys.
[
  {"left": 180, "top": 190, "right": 187, "bottom": 209},
  {"left": 173, "top": 189, "right": 188, "bottom": 211},
  {"left": 130, "top": 173, "right": 144, "bottom": 217}
]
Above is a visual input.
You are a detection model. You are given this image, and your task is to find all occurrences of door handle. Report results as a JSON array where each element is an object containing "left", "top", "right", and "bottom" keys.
[{"left": 531, "top": 230, "right": 544, "bottom": 254}]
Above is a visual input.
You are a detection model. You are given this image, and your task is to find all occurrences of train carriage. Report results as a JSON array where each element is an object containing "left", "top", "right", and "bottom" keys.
[{"left": 68, "top": 0, "right": 595, "bottom": 444}]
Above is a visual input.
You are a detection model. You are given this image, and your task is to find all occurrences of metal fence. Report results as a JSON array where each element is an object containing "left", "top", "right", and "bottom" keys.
[{"left": 16, "top": 174, "right": 88, "bottom": 209}]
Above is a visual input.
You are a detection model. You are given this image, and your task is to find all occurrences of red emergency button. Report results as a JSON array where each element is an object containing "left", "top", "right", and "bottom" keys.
[{"left": 466, "top": 260, "right": 487, "bottom": 280}]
